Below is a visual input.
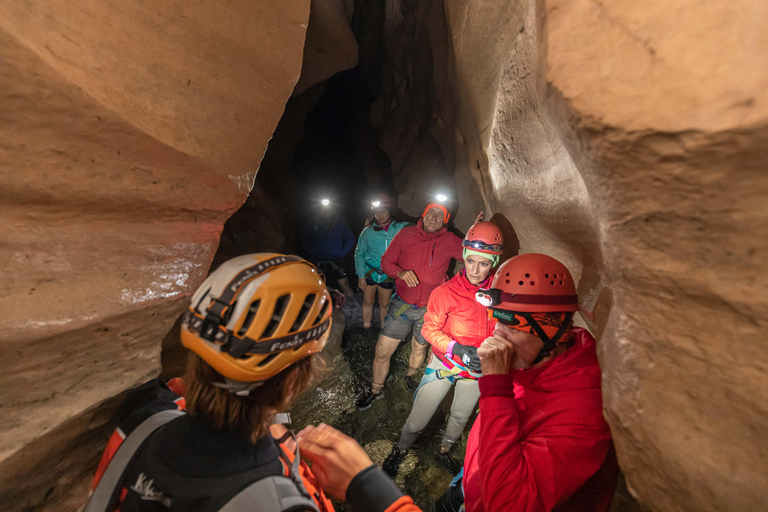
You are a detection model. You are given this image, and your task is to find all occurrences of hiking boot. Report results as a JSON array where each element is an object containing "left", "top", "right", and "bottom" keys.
[
  {"left": 436, "top": 440, "right": 454, "bottom": 455},
  {"left": 382, "top": 445, "right": 408, "bottom": 477},
  {"left": 405, "top": 374, "right": 420, "bottom": 392},
  {"left": 355, "top": 389, "right": 382, "bottom": 410}
]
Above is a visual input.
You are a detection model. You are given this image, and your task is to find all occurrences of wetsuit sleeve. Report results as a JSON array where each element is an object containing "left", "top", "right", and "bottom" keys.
[
  {"left": 476, "top": 375, "right": 613, "bottom": 512},
  {"left": 421, "top": 287, "right": 453, "bottom": 352},
  {"left": 381, "top": 230, "right": 405, "bottom": 279},
  {"left": 347, "top": 465, "right": 422, "bottom": 512},
  {"left": 355, "top": 229, "right": 370, "bottom": 278}
]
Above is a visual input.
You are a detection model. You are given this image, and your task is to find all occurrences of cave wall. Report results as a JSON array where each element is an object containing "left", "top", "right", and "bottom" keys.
[
  {"left": 370, "top": 0, "right": 768, "bottom": 510},
  {"left": 0, "top": 2, "right": 312, "bottom": 510}
]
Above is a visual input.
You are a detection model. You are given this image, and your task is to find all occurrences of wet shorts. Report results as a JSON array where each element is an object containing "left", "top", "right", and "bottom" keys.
[
  {"left": 366, "top": 277, "right": 395, "bottom": 290},
  {"left": 381, "top": 297, "right": 428, "bottom": 345}
]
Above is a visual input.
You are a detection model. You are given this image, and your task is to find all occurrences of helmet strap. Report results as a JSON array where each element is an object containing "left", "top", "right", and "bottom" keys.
[{"left": 523, "top": 312, "right": 574, "bottom": 365}]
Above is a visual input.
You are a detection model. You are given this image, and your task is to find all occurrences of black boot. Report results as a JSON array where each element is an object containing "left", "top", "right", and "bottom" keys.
[
  {"left": 382, "top": 445, "right": 408, "bottom": 478},
  {"left": 355, "top": 389, "right": 382, "bottom": 410},
  {"left": 405, "top": 374, "right": 420, "bottom": 392}
]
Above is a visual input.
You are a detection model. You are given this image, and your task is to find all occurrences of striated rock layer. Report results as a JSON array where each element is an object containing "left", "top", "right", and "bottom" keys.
[{"left": 0, "top": 2, "right": 311, "bottom": 510}]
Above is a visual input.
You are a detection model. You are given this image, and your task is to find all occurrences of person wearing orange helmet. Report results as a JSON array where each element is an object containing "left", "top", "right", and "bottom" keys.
[
  {"left": 355, "top": 194, "right": 408, "bottom": 328},
  {"left": 85, "top": 254, "right": 423, "bottom": 512},
  {"left": 433, "top": 253, "right": 619, "bottom": 512},
  {"left": 382, "top": 221, "right": 504, "bottom": 476}
]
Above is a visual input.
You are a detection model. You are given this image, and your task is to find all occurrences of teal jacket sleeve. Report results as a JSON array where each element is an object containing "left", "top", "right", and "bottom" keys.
[{"left": 355, "top": 228, "right": 370, "bottom": 278}]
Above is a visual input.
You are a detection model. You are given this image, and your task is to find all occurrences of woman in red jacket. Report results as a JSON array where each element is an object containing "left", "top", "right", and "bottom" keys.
[{"left": 383, "top": 222, "right": 504, "bottom": 476}]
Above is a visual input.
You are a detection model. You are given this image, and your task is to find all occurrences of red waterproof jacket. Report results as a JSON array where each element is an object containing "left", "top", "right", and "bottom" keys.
[
  {"left": 463, "top": 328, "right": 619, "bottom": 512},
  {"left": 421, "top": 270, "right": 495, "bottom": 378},
  {"left": 381, "top": 219, "right": 463, "bottom": 307}
]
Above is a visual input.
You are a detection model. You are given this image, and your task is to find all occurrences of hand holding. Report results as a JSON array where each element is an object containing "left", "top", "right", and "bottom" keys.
[
  {"left": 477, "top": 334, "right": 516, "bottom": 375},
  {"left": 297, "top": 423, "right": 373, "bottom": 500},
  {"left": 398, "top": 269, "right": 420, "bottom": 287},
  {"left": 475, "top": 211, "right": 485, "bottom": 223},
  {"left": 452, "top": 343, "right": 482, "bottom": 372}
]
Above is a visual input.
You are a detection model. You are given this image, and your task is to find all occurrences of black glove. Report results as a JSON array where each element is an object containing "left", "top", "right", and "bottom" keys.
[{"left": 452, "top": 343, "right": 481, "bottom": 372}]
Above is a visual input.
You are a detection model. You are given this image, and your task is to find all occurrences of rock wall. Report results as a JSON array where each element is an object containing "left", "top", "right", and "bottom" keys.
[
  {"left": 371, "top": 0, "right": 768, "bottom": 510},
  {"left": 0, "top": 2, "right": 312, "bottom": 510}
]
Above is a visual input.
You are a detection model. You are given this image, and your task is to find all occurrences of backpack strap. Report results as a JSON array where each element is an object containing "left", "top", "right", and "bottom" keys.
[
  {"left": 84, "top": 409, "right": 184, "bottom": 512},
  {"left": 218, "top": 476, "right": 319, "bottom": 512},
  {"left": 220, "top": 431, "right": 320, "bottom": 512}
]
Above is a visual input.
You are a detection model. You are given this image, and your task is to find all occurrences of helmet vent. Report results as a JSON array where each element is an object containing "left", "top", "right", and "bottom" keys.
[
  {"left": 313, "top": 298, "right": 330, "bottom": 326},
  {"left": 525, "top": 273, "right": 530, "bottom": 278},
  {"left": 290, "top": 294, "right": 316, "bottom": 333},
  {"left": 262, "top": 295, "right": 290, "bottom": 338},
  {"left": 545, "top": 273, "right": 549, "bottom": 278},
  {"left": 518, "top": 280, "right": 524, "bottom": 285},
  {"left": 559, "top": 281, "right": 564, "bottom": 285},
  {"left": 550, "top": 281, "right": 555, "bottom": 285},
  {"left": 257, "top": 353, "right": 279, "bottom": 367},
  {"left": 530, "top": 281, "right": 535, "bottom": 285},
  {"left": 236, "top": 300, "right": 261, "bottom": 337}
]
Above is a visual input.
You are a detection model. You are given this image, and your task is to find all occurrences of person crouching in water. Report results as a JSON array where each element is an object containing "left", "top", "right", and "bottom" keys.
[
  {"left": 355, "top": 193, "right": 407, "bottom": 329},
  {"left": 433, "top": 253, "right": 619, "bottom": 512},
  {"left": 382, "top": 221, "right": 504, "bottom": 476},
  {"left": 85, "top": 254, "right": 421, "bottom": 512}
]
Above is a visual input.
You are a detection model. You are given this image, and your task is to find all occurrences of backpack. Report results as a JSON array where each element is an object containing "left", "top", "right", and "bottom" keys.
[{"left": 84, "top": 410, "right": 320, "bottom": 512}]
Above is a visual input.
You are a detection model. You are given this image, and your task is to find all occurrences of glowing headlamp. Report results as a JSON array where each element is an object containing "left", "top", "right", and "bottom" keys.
[
  {"left": 372, "top": 200, "right": 381, "bottom": 208},
  {"left": 321, "top": 198, "right": 330, "bottom": 206},
  {"left": 436, "top": 193, "right": 448, "bottom": 202}
]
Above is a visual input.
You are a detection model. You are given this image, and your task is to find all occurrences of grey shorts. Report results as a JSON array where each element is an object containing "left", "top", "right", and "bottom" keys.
[{"left": 381, "top": 296, "right": 428, "bottom": 345}]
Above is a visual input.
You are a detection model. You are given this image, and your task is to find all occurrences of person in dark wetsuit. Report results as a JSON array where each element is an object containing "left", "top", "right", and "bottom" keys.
[{"left": 86, "top": 253, "right": 422, "bottom": 512}]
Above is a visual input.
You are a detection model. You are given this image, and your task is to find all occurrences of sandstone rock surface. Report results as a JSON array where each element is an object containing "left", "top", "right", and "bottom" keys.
[{"left": 0, "top": 2, "right": 310, "bottom": 509}]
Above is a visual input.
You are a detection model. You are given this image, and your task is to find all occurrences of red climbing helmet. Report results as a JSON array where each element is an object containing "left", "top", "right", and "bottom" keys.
[
  {"left": 475, "top": 253, "right": 578, "bottom": 312},
  {"left": 371, "top": 193, "right": 394, "bottom": 209},
  {"left": 463, "top": 222, "right": 504, "bottom": 255}
]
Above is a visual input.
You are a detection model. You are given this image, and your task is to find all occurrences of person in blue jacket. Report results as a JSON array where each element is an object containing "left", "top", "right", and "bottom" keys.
[
  {"left": 300, "top": 199, "right": 356, "bottom": 297},
  {"left": 354, "top": 194, "right": 408, "bottom": 328}
]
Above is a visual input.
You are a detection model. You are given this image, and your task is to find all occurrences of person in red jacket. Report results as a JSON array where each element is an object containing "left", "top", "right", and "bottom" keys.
[
  {"left": 382, "top": 222, "right": 504, "bottom": 476},
  {"left": 356, "top": 200, "right": 464, "bottom": 408},
  {"left": 439, "top": 253, "right": 619, "bottom": 512}
]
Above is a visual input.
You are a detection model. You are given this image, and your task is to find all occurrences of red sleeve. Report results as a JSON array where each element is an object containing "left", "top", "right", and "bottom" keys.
[
  {"left": 476, "top": 375, "right": 613, "bottom": 512},
  {"left": 421, "top": 287, "right": 453, "bottom": 352},
  {"left": 381, "top": 230, "right": 405, "bottom": 279},
  {"left": 451, "top": 233, "right": 463, "bottom": 260}
]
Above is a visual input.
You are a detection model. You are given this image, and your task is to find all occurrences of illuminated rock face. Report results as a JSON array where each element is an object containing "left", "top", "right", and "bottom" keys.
[
  {"left": 0, "top": 2, "right": 311, "bottom": 509},
  {"left": 372, "top": 0, "right": 768, "bottom": 510}
]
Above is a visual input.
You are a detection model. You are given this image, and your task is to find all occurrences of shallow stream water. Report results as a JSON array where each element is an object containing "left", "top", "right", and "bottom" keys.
[{"left": 290, "top": 295, "right": 472, "bottom": 510}]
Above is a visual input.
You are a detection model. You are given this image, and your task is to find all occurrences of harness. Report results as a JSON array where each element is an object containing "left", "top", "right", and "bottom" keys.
[
  {"left": 363, "top": 268, "right": 394, "bottom": 284},
  {"left": 84, "top": 412, "right": 320, "bottom": 512},
  {"left": 414, "top": 356, "right": 482, "bottom": 400}
]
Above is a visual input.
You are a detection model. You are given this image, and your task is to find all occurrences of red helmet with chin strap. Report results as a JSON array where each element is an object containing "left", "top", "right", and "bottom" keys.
[
  {"left": 463, "top": 222, "right": 504, "bottom": 255},
  {"left": 476, "top": 253, "right": 578, "bottom": 364}
]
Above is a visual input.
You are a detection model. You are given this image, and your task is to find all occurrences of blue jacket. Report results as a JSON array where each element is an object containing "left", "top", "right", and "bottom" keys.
[
  {"left": 301, "top": 215, "right": 356, "bottom": 262},
  {"left": 354, "top": 220, "right": 408, "bottom": 283}
]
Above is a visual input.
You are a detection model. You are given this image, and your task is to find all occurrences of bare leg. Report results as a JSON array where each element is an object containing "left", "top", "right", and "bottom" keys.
[
  {"left": 377, "top": 287, "right": 393, "bottom": 327},
  {"left": 337, "top": 277, "right": 354, "bottom": 297},
  {"left": 362, "top": 284, "right": 377, "bottom": 328},
  {"left": 408, "top": 334, "right": 428, "bottom": 374},
  {"left": 372, "top": 335, "right": 402, "bottom": 394}
]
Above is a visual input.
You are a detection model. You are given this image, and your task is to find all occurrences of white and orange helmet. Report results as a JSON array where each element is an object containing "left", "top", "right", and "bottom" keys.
[{"left": 181, "top": 254, "right": 332, "bottom": 385}]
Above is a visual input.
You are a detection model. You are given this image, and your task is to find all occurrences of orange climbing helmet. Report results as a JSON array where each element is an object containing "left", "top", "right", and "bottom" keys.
[
  {"left": 475, "top": 253, "right": 578, "bottom": 312},
  {"left": 475, "top": 253, "right": 578, "bottom": 363},
  {"left": 371, "top": 193, "right": 394, "bottom": 209},
  {"left": 463, "top": 222, "right": 504, "bottom": 256},
  {"left": 181, "top": 254, "right": 332, "bottom": 386}
]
